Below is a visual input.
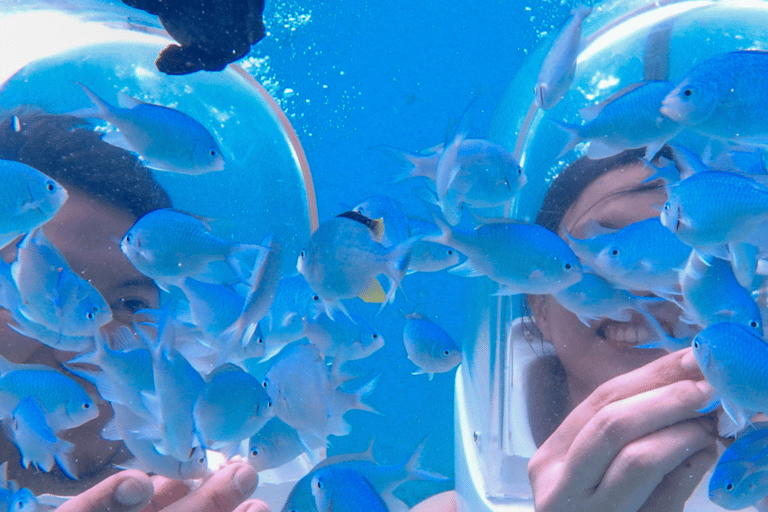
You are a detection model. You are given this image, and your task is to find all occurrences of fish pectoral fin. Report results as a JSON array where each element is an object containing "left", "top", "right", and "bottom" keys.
[
  {"left": 358, "top": 278, "right": 386, "bottom": 304},
  {"left": 447, "top": 260, "right": 483, "bottom": 278}
]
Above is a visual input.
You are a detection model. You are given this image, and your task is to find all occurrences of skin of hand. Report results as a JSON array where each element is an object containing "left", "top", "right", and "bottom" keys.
[
  {"left": 54, "top": 463, "right": 271, "bottom": 512},
  {"left": 527, "top": 347, "right": 719, "bottom": 512}
]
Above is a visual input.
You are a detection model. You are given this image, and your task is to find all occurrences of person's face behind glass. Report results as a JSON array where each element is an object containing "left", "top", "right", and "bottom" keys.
[
  {"left": 0, "top": 188, "right": 160, "bottom": 493},
  {"left": 531, "top": 162, "right": 683, "bottom": 411}
]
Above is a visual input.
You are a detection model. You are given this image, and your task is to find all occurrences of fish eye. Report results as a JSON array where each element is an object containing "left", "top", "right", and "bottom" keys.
[
  {"left": 444, "top": 349, "right": 450, "bottom": 355},
  {"left": 564, "top": 262, "right": 572, "bottom": 270},
  {"left": 209, "top": 149, "right": 217, "bottom": 157},
  {"left": 726, "top": 481, "right": 734, "bottom": 492},
  {"left": 663, "top": 203, "right": 670, "bottom": 210},
  {"left": 517, "top": 166, "right": 523, "bottom": 175},
  {"left": 199, "top": 457, "right": 205, "bottom": 463},
  {"left": 86, "top": 311, "right": 95, "bottom": 320},
  {"left": 372, "top": 333, "right": 378, "bottom": 339},
  {"left": 262, "top": 380, "right": 268, "bottom": 389},
  {"left": 256, "top": 337, "right": 264, "bottom": 344},
  {"left": 267, "top": 400, "right": 273, "bottom": 408},
  {"left": 251, "top": 448, "right": 258, "bottom": 457},
  {"left": 124, "top": 233, "right": 132, "bottom": 244},
  {"left": 750, "top": 320, "right": 760, "bottom": 329},
  {"left": 610, "top": 248, "right": 620, "bottom": 256},
  {"left": 683, "top": 88, "right": 693, "bottom": 97},
  {"left": 299, "top": 249, "right": 306, "bottom": 258},
  {"left": 312, "top": 294, "right": 320, "bottom": 302},
  {"left": 447, "top": 250, "right": 453, "bottom": 255},
  {"left": 83, "top": 402, "right": 91, "bottom": 409},
  {"left": 45, "top": 180, "right": 56, "bottom": 192},
  {"left": 692, "top": 339, "right": 699, "bottom": 349}
]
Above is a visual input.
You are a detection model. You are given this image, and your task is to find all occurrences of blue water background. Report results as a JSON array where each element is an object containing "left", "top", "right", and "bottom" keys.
[{"left": 242, "top": 0, "right": 582, "bottom": 504}]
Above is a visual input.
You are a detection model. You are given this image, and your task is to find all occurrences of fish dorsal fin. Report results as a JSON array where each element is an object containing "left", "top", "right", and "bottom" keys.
[
  {"left": 581, "top": 219, "right": 616, "bottom": 238},
  {"left": 117, "top": 91, "right": 148, "bottom": 109},
  {"left": 580, "top": 81, "right": 650, "bottom": 121},
  {"left": 358, "top": 278, "right": 386, "bottom": 303},
  {"left": 337, "top": 211, "right": 386, "bottom": 242}
]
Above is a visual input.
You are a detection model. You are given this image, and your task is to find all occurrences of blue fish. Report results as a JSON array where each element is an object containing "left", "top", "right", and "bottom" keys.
[
  {"left": 661, "top": 51, "right": 768, "bottom": 146},
  {"left": 220, "top": 234, "right": 281, "bottom": 360},
  {"left": 248, "top": 417, "right": 322, "bottom": 472},
  {"left": 534, "top": 5, "right": 591, "bottom": 110},
  {"left": 0, "top": 355, "right": 98, "bottom": 432},
  {"left": 565, "top": 217, "right": 692, "bottom": 297},
  {"left": 402, "top": 313, "right": 461, "bottom": 380},
  {"left": 312, "top": 467, "right": 389, "bottom": 512},
  {"left": 660, "top": 171, "right": 768, "bottom": 252},
  {"left": 120, "top": 209, "right": 263, "bottom": 288},
  {"left": 353, "top": 196, "right": 410, "bottom": 248},
  {"left": 556, "top": 81, "right": 682, "bottom": 160},
  {"left": 0, "top": 160, "right": 68, "bottom": 250},
  {"left": 303, "top": 310, "right": 384, "bottom": 362},
  {"left": 425, "top": 208, "right": 582, "bottom": 295},
  {"left": 65, "top": 327, "right": 155, "bottom": 421},
  {"left": 193, "top": 363, "right": 274, "bottom": 449},
  {"left": 692, "top": 322, "right": 768, "bottom": 436},
  {"left": 281, "top": 440, "right": 447, "bottom": 512},
  {"left": 9, "top": 396, "right": 76, "bottom": 479},
  {"left": 73, "top": 82, "right": 225, "bottom": 175},
  {"left": 10, "top": 228, "right": 112, "bottom": 343},
  {"left": 679, "top": 252, "right": 762, "bottom": 331},
  {"left": 104, "top": 403, "right": 209, "bottom": 481},
  {"left": 297, "top": 212, "right": 413, "bottom": 319},
  {"left": 709, "top": 421, "right": 768, "bottom": 510}
]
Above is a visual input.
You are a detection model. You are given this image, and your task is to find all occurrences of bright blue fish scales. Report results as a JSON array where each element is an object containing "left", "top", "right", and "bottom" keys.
[
  {"left": 692, "top": 322, "right": 768, "bottom": 437},
  {"left": 72, "top": 82, "right": 225, "bottom": 175},
  {"left": 709, "top": 422, "right": 768, "bottom": 510},
  {"left": 402, "top": 312, "right": 461, "bottom": 380},
  {"left": 297, "top": 211, "right": 413, "bottom": 319},
  {"left": 0, "top": 160, "right": 68, "bottom": 250},
  {"left": 661, "top": 51, "right": 768, "bottom": 146},
  {"left": 425, "top": 208, "right": 582, "bottom": 295},
  {"left": 660, "top": 171, "right": 768, "bottom": 251},
  {"left": 120, "top": 208, "right": 265, "bottom": 288},
  {"left": 312, "top": 467, "right": 390, "bottom": 512}
]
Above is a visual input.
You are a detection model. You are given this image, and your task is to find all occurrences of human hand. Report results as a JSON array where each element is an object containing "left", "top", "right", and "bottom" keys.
[
  {"left": 528, "top": 347, "right": 719, "bottom": 512},
  {"left": 54, "top": 463, "right": 271, "bottom": 512}
]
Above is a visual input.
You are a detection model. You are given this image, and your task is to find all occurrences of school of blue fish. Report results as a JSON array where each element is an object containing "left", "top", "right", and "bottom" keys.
[{"left": 3, "top": 7, "right": 768, "bottom": 510}]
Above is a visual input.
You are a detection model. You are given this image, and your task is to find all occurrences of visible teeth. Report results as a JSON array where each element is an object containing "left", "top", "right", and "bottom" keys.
[{"left": 602, "top": 324, "right": 654, "bottom": 345}]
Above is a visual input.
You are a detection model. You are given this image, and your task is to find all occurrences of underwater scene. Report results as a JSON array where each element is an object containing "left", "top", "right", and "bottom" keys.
[{"left": 3, "top": 0, "right": 768, "bottom": 511}]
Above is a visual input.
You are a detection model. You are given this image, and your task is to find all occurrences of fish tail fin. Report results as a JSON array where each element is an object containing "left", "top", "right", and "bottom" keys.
[
  {"left": 436, "top": 102, "right": 473, "bottom": 200},
  {"left": 54, "top": 438, "right": 78, "bottom": 480},
  {"left": 421, "top": 207, "right": 451, "bottom": 246},
  {"left": 349, "top": 374, "right": 381, "bottom": 415},
  {"left": 381, "top": 238, "right": 418, "bottom": 307},
  {"left": 550, "top": 119, "right": 583, "bottom": 159},
  {"left": 70, "top": 82, "right": 114, "bottom": 119},
  {"left": 374, "top": 145, "right": 436, "bottom": 182},
  {"left": 402, "top": 438, "right": 450, "bottom": 483}
]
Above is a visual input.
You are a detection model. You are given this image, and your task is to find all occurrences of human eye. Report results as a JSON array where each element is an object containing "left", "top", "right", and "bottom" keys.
[{"left": 113, "top": 296, "right": 152, "bottom": 314}]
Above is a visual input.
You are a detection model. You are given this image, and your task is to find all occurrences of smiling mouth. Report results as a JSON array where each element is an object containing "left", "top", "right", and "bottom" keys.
[{"left": 595, "top": 311, "right": 674, "bottom": 347}]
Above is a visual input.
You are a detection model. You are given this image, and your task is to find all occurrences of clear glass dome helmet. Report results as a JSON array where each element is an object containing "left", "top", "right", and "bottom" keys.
[
  {"left": 0, "top": 0, "right": 317, "bottom": 273},
  {"left": 0, "top": 1, "right": 315, "bottom": 503},
  {"left": 456, "top": 1, "right": 768, "bottom": 510}
]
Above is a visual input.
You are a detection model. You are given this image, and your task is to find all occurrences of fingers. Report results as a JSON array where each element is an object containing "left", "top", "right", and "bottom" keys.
[
  {"left": 233, "top": 500, "right": 272, "bottom": 512},
  {"left": 539, "top": 348, "right": 703, "bottom": 455},
  {"left": 638, "top": 442, "right": 719, "bottom": 512},
  {"left": 139, "top": 476, "right": 190, "bottom": 512},
  {"left": 593, "top": 417, "right": 717, "bottom": 510},
  {"left": 560, "top": 378, "right": 715, "bottom": 489},
  {"left": 55, "top": 470, "right": 153, "bottom": 512},
  {"left": 157, "top": 462, "right": 259, "bottom": 512}
]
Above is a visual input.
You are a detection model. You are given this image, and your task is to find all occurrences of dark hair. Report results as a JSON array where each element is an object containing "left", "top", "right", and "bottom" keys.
[
  {"left": 534, "top": 147, "right": 672, "bottom": 233},
  {"left": 0, "top": 110, "right": 172, "bottom": 218}
]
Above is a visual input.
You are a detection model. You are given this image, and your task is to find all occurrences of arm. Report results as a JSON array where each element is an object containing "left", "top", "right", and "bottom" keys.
[
  {"left": 527, "top": 348, "right": 718, "bottom": 512},
  {"left": 55, "top": 463, "right": 271, "bottom": 512}
]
